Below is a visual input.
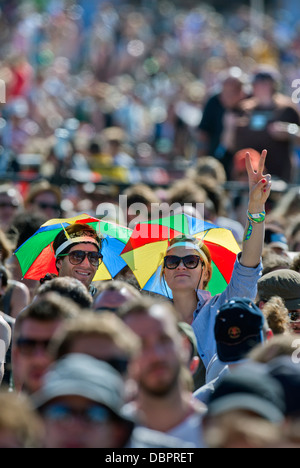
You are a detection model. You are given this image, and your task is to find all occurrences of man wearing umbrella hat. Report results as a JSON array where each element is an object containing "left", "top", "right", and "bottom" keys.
[{"left": 51, "top": 223, "right": 103, "bottom": 295}]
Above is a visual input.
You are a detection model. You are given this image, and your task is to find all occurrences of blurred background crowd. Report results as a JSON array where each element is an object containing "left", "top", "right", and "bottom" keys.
[
  {"left": 0, "top": 0, "right": 299, "bottom": 449},
  {"left": 0, "top": 0, "right": 300, "bottom": 188},
  {"left": 0, "top": 0, "right": 298, "bottom": 257}
]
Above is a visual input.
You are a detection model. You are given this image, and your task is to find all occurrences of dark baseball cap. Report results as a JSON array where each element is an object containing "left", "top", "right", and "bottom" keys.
[
  {"left": 267, "top": 357, "right": 300, "bottom": 418},
  {"left": 206, "top": 364, "right": 286, "bottom": 423},
  {"left": 257, "top": 269, "right": 300, "bottom": 310},
  {"left": 214, "top": 297, "right": 265, "bottom": 364},
  {"left": 32, "top": 353, "right": 135, "bottom": 427}
]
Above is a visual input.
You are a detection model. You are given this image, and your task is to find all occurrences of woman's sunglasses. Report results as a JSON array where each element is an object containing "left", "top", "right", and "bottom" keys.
[
  {"left": 58, "top": 250, "right": 103, "bottom": 267},
  {"left": 163, "top": 255, "right": 202, "bottom": 270}
]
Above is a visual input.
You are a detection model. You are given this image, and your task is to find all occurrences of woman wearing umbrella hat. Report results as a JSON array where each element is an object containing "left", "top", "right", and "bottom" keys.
[{"left": 162, "top": 150, "right": 271, "bottom": 370}]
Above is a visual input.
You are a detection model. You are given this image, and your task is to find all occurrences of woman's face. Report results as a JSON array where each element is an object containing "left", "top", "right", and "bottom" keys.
[{"left": 163, "top": 246, "right": 208, "bottom": 293}]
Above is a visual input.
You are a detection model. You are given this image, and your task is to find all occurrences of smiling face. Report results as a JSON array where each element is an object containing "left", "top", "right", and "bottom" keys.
[
  {"left": 163, "top": 246, "right": 209, "bottom": 293},
  {"left": 56, "top": 243, "right": 99, "bottom": 288}
]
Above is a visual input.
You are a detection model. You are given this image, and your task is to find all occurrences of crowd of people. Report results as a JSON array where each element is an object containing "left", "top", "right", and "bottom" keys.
[{"left": 0, "top": 0, "right": 299, "bottom": 450}]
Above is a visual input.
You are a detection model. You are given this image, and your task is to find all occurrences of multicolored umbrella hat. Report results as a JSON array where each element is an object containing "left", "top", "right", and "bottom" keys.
[
  {"left": 121, "top": 213, "right": 241, "bottom": 297},
  {"left": 14, "top": 213, "right": 132, "bottom": 282}
]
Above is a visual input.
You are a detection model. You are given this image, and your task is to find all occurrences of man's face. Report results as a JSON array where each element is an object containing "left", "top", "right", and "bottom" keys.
[
  {"left": 124, "top": 310, "right": 182, "bottom": 397},
  {"left": 12, "top": 319, "right": 62, "bottom": 394},
  {"left": 56, "top": 244, "right": 99, "bottom": 288},
  {"left": 41, "top": 395, "right": 126, "bottom": 448}
]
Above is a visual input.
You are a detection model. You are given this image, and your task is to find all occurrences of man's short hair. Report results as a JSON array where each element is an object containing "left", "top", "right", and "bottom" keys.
[
  {"left": 53, "top": 223, "right": 102, "bottom": 259},
  {"left": 49, "top": 312, "right": 141, "bottom": 361},
  {"left": 36, "top": 277, "right": 93, "bottom": 308},
  {"left": 14, "top": 292, "right": 80, "bottom": 340}
]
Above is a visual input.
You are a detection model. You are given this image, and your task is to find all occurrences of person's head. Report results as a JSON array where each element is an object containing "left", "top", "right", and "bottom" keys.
[
  {"left": 251, "top": 66, "right": 281, "bottom": 99},
  {"left": 122, "top": 183, "right": 160, "bottom": 226},
  {"left": 11, "top": 211, "right": 48, "bottom": 249},
  {"left": 214, "top": 297, "right": 268, "bottom": 366},
  {"left": 24, "top": 180, "right": 62, "bottom": 220},
  {"left": 261, "top": 296, "right": 290, "bottom": 336},
  {"left": 219, "top": 68, "right": 246, "bottom": 109},
  {"left": 36, "top": 276, "right": 93, "bottom": 309},
  {"left": 161, "top": 235, "right": 212, "bottom": 294},
  {"left": 49, "top": 312, "right": 141, "bottom": 377},
  {"left": 257, "top": 269, "right": 300, "bottom": 334},
  {"left": 249, "top": 334, "right": 300, "bottom": 364},
  {"left": 203, "top": 364, "right": 286, "bottom": 448},
  {"left": 204, "top": 411, "right": 281, "bottom": 448},
  {"left": 291, "top": 253, "right": 300, "bottom": 274},
  {"left": 267, "top": 357, "right": 300, "bottom": 446},
  {"left": 120, "top": 298, "right": 189, "bottom": 398},
  {"left": 12, "top": 293, "right": 80, "bottom": 394},
  {"left": 93, "top": 280, "right": 141, "bottom": 313},
  {"left": 264, "top": 225, "right": 289, "bottom": 257},
  {"left": 262, "top": 248, "right": 291, "bottom": 276},
  {"left": 0, "top": 391, "right": 44, "bottom": 448},
  {"left": 53, "top": 223, "right": 102, "bottom": 288},
  {"left": 0, "top": 184, "right": 23, "bottom": 233},
  {"left": 33, "top": 354, "right": 135, "bottom": 448}
]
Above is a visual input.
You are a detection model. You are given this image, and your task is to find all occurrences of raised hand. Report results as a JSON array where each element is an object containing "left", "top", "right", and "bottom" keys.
[{"left": 245, "top": 149, "right": 271, "bottom": 212}]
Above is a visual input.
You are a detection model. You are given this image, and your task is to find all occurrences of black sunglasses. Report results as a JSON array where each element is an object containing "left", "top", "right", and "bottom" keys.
[
  {"left": 58, "top": 250, "right": 103, "bottom": 267},
  {"left": 106, "top": 357, "right": 129, "bottom": 375},
  {"left": 164, "top": 255, "right": 202, "bottom": 270},
  {"left": 36, "top": 202, "right": 61, "bottom": 211},
  {"left": 16, "top": 337, "right": 51, "bottom": 356}
]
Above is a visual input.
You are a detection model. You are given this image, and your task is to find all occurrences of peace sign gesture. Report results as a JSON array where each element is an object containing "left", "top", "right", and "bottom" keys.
[{"left": 245, "top": 149, "right": 271, "bottom": 212}]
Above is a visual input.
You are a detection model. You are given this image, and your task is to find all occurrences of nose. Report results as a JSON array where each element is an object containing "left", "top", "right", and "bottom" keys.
[{"left": 176, "top": 259, "right": 187, "bottom": 269}]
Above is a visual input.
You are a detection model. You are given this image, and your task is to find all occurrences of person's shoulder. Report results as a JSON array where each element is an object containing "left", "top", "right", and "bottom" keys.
[{"left": 129, "top": 427, "right": 196, "bottom": 449}]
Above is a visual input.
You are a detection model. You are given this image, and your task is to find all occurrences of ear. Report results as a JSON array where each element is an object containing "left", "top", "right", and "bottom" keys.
[
  {"left": 56, "top": 259, "right": 62, "bottom": 271},
  {"left": 189, "top": 356, "right": 200, "bottom": 375}
]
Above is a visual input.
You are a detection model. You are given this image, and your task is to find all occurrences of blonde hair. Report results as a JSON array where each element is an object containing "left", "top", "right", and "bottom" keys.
[
  {"left": 49, "top": 311, "right": 141, "bottom": 360},
  {"left": 262, "top": 296, "right": 290, "bottom": 335},
  {"left": 161, "top": 235, "right": 212, "bottom": 290}
]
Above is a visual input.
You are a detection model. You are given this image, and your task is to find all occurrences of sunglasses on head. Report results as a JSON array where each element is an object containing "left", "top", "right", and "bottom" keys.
[
  {"left": 58, "top": 250, "right": 102, "bottom": 267},
  {"left": 163, "top": 255, "right": 203, "bottom": 270},
  {"left": 69, "top": 230, "right": 98, "bottom": 240}
]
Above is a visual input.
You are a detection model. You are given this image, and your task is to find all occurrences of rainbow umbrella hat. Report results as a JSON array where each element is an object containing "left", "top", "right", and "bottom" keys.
[
  {"left": 14, "top": 213, "right": 132, "bottom": 282},
  {"left": 121, "top": 213, "right": 241, "bottom": 297}
]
